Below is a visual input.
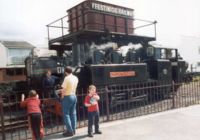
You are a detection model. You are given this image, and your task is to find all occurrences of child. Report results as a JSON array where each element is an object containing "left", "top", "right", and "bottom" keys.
[
  {"left": 84, "top": 85, "right": 102, "bottom": 137},
  {"left": 20, "top": 90, "right": 44, "bottom": 140}
]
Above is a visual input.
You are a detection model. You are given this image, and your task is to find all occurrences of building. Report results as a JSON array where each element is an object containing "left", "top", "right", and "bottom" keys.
[
  {"left": 178, "top": 35, "right": 200, "bottom": 72},
  {"left": 0, "top": 40, "right": 35, "bottom": 83}
]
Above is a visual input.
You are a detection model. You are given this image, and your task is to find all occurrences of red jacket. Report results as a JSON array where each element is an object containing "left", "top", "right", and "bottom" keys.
[
  {"left": 20, "top": 97, "right": 41, "bottom": 114},
  {"left": 84, "top": 94, "right": 99, "bottom": 112}
]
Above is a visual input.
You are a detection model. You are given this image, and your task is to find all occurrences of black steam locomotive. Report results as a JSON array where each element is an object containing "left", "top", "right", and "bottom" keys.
[
  {"left": 44, "top": 1, "right": 187, "bottom": 86},
  {"left": 25, "top": 43, "right": 187, "bottom": 90}
]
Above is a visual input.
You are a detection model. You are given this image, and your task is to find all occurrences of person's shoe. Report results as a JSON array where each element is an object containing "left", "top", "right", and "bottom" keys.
[
  {"left": 88, "top": 133, "right": 93, "bottom": 137},
  {"left": 62, "top": 131, "right": 68, "bottom": 136},
  {"left": 62, "top": 131, "right": 74, "bottom": 137},
  {"left": 94, "top": 130, "right": 102, "bottom": 134}
]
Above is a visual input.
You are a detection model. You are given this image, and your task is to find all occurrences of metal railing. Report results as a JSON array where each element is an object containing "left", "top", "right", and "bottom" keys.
[
  {"left": 46, "top": 14, "right": 157, "bottom": 42},
  {"left": 1, "top": 80, "right": 200, "bottom": 140}
]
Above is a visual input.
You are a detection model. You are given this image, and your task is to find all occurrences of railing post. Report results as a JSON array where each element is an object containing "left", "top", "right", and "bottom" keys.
[
  {"left": 172, "top": 81, "right": 175, "bottom": 109},
  {"left": 61, "top": 18, "right": 64, "bottom": 37},
  {"left": 0, "top": 95, "right": 5, "bottom": 140},
  {"left": 47, "top": 25, "right": 50, "bottom": 42},
  {"left": 105, "top": 86, "right": 110, "bottom": 121},
  {"left": 154, "top": 20, "right": 157, "bottom": 39}
]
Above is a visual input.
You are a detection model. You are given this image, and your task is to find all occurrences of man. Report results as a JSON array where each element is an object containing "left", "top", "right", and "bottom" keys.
[
  {"left": 42, "top": 70, "right": 59, "bottom": 98},
  {"left": 61, "top": 66, "right": 78, "bottom": 137}
]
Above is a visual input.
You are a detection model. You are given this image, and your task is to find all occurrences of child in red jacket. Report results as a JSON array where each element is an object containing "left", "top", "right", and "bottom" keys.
[
  {"left": 20, "top": 90, "right": 44, "bottom": 140},
  {"left": 84, "top": 85, "right": 102, "bottom": 137}
]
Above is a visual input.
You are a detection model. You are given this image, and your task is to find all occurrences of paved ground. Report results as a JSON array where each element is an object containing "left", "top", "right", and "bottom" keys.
[{"left": 44, "top": 105, "right": 200, "bottom": 140}]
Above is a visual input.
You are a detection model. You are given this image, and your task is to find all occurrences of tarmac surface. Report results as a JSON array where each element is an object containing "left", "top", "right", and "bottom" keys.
[{"left": 44, "top": 105, "right": 200, "bottom": 140}]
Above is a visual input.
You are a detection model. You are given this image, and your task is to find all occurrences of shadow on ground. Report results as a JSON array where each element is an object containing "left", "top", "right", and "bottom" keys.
[{"left": 44, "top": 133, "right": 88, "bottom": 140}]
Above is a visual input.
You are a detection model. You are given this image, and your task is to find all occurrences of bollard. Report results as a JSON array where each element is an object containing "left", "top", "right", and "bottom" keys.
[{"left": 0, "top": 95, "right": 5, "bottom": 140}]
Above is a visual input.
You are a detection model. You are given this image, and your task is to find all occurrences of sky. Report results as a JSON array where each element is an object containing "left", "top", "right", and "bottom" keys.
[{"left": 0, "top": 0, "right": 200, "bottom": 67}]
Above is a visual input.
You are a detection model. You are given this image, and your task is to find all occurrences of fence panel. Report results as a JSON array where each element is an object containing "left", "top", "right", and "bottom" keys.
[{"left": 0, "top": 80, "right": 200, "bottom": 140}]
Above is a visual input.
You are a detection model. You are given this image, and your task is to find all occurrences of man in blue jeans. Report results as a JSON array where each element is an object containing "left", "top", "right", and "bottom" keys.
[{"left": 61, "top": 67, "right": 78, "bottom": 137}]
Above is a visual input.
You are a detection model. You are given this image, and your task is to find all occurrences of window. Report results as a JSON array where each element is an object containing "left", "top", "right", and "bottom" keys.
[
  {"left": 155, "top": 48, "right": 161, "bottom": 59},
  {"left": 6, "top": 69, "right": 15, "bottom": 76},
  {"left": 15, "top": 68, "right": 23, "bottom": 75},
  {"left": 7, "top": 48, "right": 31, "bottom": 65},
  {"left": 6, "top": 68, "right": 25, "bottom": 76},
  {"left": 160, "top": 49, "right": 166, "bottom": 59},
  {"left": 147, "top": 47, "right": 154, "bottom": 56},
  {"left": 166, "top": 49, "right": 176, "bottom": 59}
]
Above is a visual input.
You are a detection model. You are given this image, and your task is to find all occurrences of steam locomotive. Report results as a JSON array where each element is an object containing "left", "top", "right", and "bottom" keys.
[
  {"left": 44, "top": 1, "right": 187, "bottom": 86},
  {"left": 25, "top": 43, "right": 187, "bottom": 91}
]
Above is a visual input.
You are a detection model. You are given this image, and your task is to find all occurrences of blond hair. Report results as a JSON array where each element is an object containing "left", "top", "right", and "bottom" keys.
[
  {"left": 88, "top": 85, "right": 96, "bottom": 92},
  {"left": 29, "top": 90, "right": 37, "bottom": 97}
]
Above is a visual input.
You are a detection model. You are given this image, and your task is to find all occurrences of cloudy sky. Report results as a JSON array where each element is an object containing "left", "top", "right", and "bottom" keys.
[{"left": 0, "top": 0, "right": 200, "bottom": 63}]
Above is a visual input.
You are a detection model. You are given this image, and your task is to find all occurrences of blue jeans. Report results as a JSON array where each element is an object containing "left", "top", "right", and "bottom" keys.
[
  {"left": 88, "top": 111, "right": 99, "bottom": 134},
  {"left": 62, "top": 94, "right": 77, "bottom": 133}
]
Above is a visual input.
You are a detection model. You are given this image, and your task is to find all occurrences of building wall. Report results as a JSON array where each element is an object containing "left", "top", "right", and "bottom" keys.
[
  {"left": 0, "top": 69, "right": 3, "bottom": 81},
  {"left": 0, "top": 68, "right": 26, "bottom": 83},
  {"left": 0, "top": 43, "right": 7, "bottom": 67}
]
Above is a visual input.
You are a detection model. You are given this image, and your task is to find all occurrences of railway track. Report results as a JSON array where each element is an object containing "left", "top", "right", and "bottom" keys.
[{"left": 1, "top": 116, "right": 28, "bottom": 132}]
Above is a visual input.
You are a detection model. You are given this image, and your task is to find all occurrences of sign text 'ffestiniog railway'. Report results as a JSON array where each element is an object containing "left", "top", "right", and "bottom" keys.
[{"left": 91, "top": 2, "right": 134, "bottom": 17}]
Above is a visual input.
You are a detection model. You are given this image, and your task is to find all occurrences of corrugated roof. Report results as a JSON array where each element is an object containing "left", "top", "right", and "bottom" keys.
[{"left": 0, "top": 40, "right": 35, "bottom": 49}]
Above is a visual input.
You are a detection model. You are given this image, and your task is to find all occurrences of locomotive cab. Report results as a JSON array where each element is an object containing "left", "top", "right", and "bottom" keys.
[
  {"left": 25, "top": 56, "right": 68, "bottom": 89},
  {"left": 146, "top": 47, "right": 188, "bottom": 82}
]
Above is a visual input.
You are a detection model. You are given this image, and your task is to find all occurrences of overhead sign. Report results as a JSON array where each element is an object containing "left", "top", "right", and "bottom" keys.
[{"left": 91, "top": 2, "right": 133, "bottom": 17}]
